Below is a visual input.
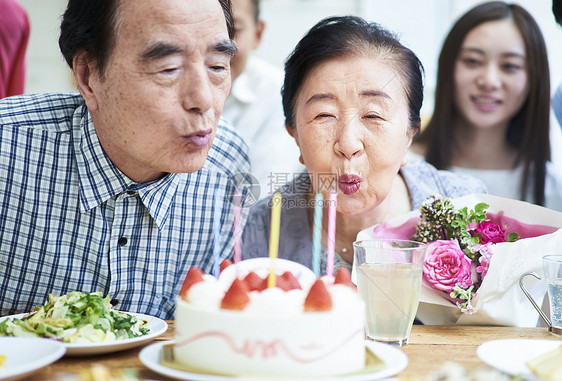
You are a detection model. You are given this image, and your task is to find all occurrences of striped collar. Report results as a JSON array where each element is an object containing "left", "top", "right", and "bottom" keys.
[{"left": 72, "top": 105, "right": 180, "bottom": 230}]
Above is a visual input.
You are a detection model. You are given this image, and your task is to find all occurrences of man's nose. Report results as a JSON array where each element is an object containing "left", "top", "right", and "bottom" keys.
[{"left": 181, "top": 68, "right": 214, "bottom": 113}]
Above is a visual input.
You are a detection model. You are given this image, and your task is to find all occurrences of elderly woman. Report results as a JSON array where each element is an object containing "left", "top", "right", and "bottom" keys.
[{"left": 242, "top": 16, "right": 486, "bottom": 273}]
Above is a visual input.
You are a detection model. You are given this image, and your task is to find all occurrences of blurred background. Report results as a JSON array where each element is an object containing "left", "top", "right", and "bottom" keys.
[{"left": 19, "top": 0, "right": 561, "bottom": 121}]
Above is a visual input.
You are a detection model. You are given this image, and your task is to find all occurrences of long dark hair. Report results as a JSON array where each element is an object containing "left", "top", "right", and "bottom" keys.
[{"left": 415, "top": 1, "right": 550, "bottom": 205}]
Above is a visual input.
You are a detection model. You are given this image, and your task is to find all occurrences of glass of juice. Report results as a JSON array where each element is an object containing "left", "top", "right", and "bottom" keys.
[{"left": 354, "top": 239, "right": 426, "bottom": 346}]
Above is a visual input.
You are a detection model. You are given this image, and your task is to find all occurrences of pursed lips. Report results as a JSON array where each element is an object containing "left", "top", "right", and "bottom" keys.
[
  {"left": 184, "top": 128, "right": 212, "bottom": 147},
  {"left": 338, "top": 173, "right": 362, "bottom": 195}
]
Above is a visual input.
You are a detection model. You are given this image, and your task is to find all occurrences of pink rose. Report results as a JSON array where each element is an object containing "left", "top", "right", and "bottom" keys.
[
  {"left": 472, "top": 221, "right": 506, "bottom": 244},
  {"left": 423, "top": 240, "right": 474, "bottom": 292},
  {"left": 475, "top": 243, "right": 493, "bottom": 278}
]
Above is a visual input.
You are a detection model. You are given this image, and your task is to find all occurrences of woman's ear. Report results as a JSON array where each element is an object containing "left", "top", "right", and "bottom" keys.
[
  {"left": 286, "top": 124, "right": 297, "bottom": 140},
  {"left": 286, "top": 125, "right": 304, "bottom": 164},
  {"left": 406, "top": 125, "right": 418, "bottom": 147},
  {"left": 401, "top": 126, "right": 417, "bottom": 167},
  {"left": 73, "top": 52, "right": 99, "bottom": 111}
]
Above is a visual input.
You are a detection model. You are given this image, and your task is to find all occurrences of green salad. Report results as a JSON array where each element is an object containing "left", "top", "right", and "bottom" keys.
[{"left": 0, "top": 292, "right": 149, "bottom": 343}]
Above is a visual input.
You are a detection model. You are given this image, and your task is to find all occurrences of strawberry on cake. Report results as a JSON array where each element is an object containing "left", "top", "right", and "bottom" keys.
[{"left": 174, "top": 258, "right": 366, "bottom": 377}]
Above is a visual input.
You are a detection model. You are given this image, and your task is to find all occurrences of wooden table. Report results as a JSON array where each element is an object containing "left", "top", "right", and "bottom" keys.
[
  {"left": 401, "top": 325, "right": 559, "bottom": 379},
  {"left": 29, "top": 323, "right": 561, "bottom": 380}
]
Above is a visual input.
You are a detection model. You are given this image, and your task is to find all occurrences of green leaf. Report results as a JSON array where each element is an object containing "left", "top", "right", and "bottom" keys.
[
  {"left": 507, "top": 232, "right": 520, "bottom": 242},
  {"left": 0, "top": 319, "right": 9, "bottom": 335}
]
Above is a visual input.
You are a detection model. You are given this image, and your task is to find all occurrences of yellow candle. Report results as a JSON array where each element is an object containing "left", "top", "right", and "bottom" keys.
[{"left": 268, "top": 192, "right": 282, "bottom": 288}]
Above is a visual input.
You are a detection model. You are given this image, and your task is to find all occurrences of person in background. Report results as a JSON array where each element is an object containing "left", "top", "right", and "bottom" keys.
[
  {"left": 0, "top": 0, "right": 250, "bottom": 320},
  {"left": 222, "top": 0, "right": 303, "bottom": 197},
  {"left": 411, "top": 1, "right": 562, "bottom": 212},
  {"left": 0, "top": 0, "right": 30, "bottom": 99},
  {"left": 553, "top": 0, "right": 562, "bottom": 129},
  {"left": 242, "top": 16, "right": 486, "bottom": 273}
]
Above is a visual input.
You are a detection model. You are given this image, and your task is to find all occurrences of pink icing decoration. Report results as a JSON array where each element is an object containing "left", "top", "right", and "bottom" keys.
[{"left": 175, "top": 328, "right": 364, "bottom": 364}]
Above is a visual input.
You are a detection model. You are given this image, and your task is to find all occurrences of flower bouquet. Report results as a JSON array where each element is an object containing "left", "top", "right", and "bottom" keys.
[{"left": 357, "top": 194, "right": 562, "bottom": 326}]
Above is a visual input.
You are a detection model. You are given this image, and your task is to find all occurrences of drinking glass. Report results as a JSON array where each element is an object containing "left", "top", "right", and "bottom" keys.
[
  {"left": 354, "top": 239, "right": 426, "bottom": 346},
  {"left": 521, "top": 255, "right": 562, "bottom": 335},
  {"left": 544, "top": 256, "right": 562, "bottom": 329}
]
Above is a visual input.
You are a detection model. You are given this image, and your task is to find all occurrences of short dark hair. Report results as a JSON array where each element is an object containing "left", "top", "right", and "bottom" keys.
[
  {"left": 554, "top": 0, "right": 562, "bottom": 26},
  {"left": 282, "top": 16, "right": 424, "bottom": 134},
  {"left": 416, "top": 1, "right": 550, "bottom": 205},
  {"left": 59, "top": 0, "right": 235, "bottom": 77}
]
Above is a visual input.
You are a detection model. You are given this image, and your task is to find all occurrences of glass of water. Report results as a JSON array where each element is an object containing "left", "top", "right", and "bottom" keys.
[
  {"left": 543, "top": 255, "right": 562, "bottom": 330},
  {"left": 353, "top": 239, "right": 426, "bottom": 346}
]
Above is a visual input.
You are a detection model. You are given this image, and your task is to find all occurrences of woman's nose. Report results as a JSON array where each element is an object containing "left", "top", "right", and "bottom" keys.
[
  {"left": 476, "top": 64, "right": 501, "bottom": 90},
  {"left": 181, "top": 68, "right": 214, "bottom": 113},
  {"left": 334, "top": 118, "right": 364, "bottom": 159}
]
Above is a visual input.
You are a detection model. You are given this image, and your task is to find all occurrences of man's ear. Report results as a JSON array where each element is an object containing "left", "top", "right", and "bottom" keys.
[
  {"left": 73, "top": 52, "right": 99, "bottom": 111},
  {"left": 254, "top": 19, "right": 266, "bottom": 48}
]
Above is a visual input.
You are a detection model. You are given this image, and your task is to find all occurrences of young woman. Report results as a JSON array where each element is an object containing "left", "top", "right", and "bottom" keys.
[{"left": 411, "top": 1, "right": 562, "bottom": 211}]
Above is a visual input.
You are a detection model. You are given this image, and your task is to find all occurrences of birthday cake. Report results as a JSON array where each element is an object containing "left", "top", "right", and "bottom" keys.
[{"left": 174, "top": 258, "right": 366, "bottom": 377}]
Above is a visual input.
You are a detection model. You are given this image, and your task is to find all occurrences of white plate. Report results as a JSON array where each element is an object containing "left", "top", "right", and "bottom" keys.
[
  {"left": 0, "top": 312, "right": 167, "bottom": 356},
  {"left": 0, "top": 337, "right": 65, "bottom": 381},
  {"left": 477, "top": 339, "right": 562, "bottom": 376},
  {"left": 139, "top": 340, "right": 408, "bottom": 381}
]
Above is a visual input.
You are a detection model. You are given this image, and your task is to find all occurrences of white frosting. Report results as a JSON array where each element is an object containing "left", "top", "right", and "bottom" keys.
[
  {"left": 245, "top": 288, "right": 306, "bottom": 315},
  {"left": 185, "top": 275, "right": 223, "bottom": 311},
  {"left": 186, "top": 273, "right": 362, "bottom": 316},
  {"left": 218, "top": 257, "right": 318, "bottom": 290},
  {"left": 174, "top": 259, "right": 366, "bottom": 377},
  {"left": 329, "top": 284, "right": 363, "bottom": 312}
]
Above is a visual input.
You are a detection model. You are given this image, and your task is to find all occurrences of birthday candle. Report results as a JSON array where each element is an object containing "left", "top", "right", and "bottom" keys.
[
  {"left": 232, "top": 188, "right": 243, "bottom": 264},
  {"left": 326, "top": 189, "right": 337, "bottom": 277},
  {"left": 212, "top": 185, "right": 222, "bottom": 278},
  {"left": 268, "top": 192, "right": 282, "bottom": 288},
  {"left": 312, "top": 193, "right": 323, "bottom": 276}
]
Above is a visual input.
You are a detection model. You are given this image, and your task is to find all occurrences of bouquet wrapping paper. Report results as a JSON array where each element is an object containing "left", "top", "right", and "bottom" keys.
[{"left": 356, "top": 194, "right": 562, "bottom": 327}]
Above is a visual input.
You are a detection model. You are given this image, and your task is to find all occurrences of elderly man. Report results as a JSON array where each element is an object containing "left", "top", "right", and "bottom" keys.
[{"left": 0, "top": 0, "right": 250, "bottom": 320}]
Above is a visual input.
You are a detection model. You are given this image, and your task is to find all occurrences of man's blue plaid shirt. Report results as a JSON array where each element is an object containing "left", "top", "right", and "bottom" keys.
[{"left": 0, "top": 93, "right": 250, "bottom": 319}]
